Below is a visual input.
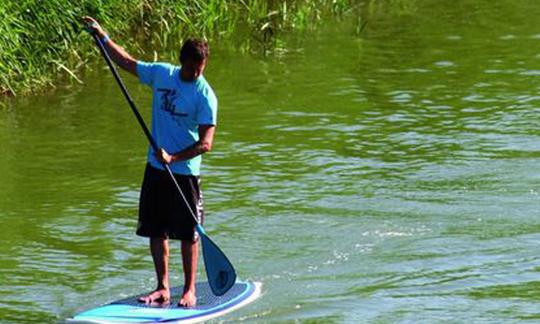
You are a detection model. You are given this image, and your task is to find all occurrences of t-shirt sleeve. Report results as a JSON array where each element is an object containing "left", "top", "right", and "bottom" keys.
[
  {"left": 136, "top": 61, "right": 157, "bottom": 86},
  {"left": 197, "top": 87, "right": 218, "bottom": 125}
]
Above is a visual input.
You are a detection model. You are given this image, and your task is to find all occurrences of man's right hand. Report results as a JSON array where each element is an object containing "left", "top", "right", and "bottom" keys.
[
  {"left": 82, "top": 16, "right": 106, "bottom": 37},
  {"left": 82, "top": 15, "right": 138, "bottom": 77}
]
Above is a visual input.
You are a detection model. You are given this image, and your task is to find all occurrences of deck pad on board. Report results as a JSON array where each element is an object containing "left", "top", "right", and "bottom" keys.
[{"left": 68, "top": 281, "right": 261, "bottom": 324}]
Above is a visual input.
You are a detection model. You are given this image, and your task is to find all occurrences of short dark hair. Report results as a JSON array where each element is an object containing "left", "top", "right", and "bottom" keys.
[{"left": 179, "top": 39, "right": 209, "bottom": 64}]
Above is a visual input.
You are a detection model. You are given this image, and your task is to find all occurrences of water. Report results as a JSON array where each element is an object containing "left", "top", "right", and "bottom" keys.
[{"left": 1, "top": 1, "right": 540, "bottom": 322}]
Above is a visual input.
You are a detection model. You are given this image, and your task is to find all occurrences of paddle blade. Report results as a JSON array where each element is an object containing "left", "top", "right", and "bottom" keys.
[{"left": 197, "top": 226, "right": 237, "bottom": 296}]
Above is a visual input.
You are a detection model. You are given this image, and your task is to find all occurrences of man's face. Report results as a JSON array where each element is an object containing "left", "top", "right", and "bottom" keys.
[{"left": 181, "top": 58, "right": 207, "bottom": 82}]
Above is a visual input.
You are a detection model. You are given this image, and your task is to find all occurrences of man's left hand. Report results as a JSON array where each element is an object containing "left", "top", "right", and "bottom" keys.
[{"left": 156, "top": 148, "right": 174, "bottom": 164}]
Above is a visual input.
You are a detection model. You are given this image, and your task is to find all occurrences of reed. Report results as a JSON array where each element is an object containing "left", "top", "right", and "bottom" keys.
[{"left": 0, "top": 0, "right": 355, "bottom": 98}]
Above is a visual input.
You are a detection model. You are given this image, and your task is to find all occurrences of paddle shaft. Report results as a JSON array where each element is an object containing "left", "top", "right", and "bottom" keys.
[{"left": 90, "top": 32, "right": 200, "bottom": 226}]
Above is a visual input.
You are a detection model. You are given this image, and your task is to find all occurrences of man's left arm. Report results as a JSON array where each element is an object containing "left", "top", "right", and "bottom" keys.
[{"left": 157, "top": 125, "right": 216, "bottom": 164}]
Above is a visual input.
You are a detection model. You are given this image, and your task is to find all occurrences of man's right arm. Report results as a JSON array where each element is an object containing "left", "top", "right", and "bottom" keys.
[{"left": 82, "top": 16, "right": 137, "bottom": 76}]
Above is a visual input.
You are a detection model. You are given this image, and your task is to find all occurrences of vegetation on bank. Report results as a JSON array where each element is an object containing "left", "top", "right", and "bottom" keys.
[{"left": 0, "top": 0, "right": 356, "bottom": 98}]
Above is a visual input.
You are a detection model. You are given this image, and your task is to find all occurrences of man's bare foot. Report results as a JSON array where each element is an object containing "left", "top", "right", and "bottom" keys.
[
  {"left": 178, "top": 290, "right": 197, "bottom": 308},
  {"left": 138, "top": 288, "right": 170, "bottom": 304}
]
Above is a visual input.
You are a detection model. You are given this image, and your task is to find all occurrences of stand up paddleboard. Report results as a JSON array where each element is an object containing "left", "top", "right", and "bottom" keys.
[{"left": 68, "top": 281, "right": 261, "bottom": 324}]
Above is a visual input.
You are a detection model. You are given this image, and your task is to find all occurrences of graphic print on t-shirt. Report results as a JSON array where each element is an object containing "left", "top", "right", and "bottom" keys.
[{"left": 157, "top": 88, "right": 188, "bottom": 122}]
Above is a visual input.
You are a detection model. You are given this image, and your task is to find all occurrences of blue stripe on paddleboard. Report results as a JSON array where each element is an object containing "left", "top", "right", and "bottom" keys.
[
  {"left": 159, "top": 282, "right": 255, "bottom": 322},
  {"left": 72, "top": 281, "right": 257, "bottom": 323}
]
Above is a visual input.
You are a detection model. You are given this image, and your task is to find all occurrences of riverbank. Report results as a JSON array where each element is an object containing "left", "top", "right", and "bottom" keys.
[{"left": 0, "top": 0, "right": 356, "bottom": 99}]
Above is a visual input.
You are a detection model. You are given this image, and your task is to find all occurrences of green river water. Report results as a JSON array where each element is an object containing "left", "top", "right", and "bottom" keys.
[{"left": 1, "top": 1, "right": 540, "bottom": 323}]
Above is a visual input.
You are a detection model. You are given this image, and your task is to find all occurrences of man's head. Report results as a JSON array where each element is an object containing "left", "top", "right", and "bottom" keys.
[{"left": 179, "top": 38, "right": 209, "bottom": 82}]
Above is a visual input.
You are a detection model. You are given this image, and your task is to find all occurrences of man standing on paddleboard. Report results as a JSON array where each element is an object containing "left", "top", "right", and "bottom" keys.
[{"left": 83, "top": 17, "right": 217, "bottom": 308}]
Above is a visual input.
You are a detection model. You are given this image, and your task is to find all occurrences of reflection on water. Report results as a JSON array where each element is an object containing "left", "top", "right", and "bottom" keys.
[{"left": 1, "top": 0, "right": 540, "bottom": 322}]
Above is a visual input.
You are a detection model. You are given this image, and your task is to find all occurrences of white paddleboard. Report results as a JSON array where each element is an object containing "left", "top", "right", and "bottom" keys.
[{"left": 67, "top": 281, "right": 261, "bottom": 323}]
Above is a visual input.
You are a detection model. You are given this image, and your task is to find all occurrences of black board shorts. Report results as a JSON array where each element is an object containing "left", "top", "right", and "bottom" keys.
[{"left": 137, "top": 163, "right": 204, "bottom": 241}]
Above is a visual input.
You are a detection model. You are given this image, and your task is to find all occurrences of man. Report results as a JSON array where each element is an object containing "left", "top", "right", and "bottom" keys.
[{"left": 83, "top": 16, "right": 217, "bottom": 308}]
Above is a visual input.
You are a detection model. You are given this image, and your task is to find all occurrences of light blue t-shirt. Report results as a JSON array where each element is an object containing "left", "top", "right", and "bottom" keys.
[{"left": 137, "top": 61, "right": 218, "bottom": 175}]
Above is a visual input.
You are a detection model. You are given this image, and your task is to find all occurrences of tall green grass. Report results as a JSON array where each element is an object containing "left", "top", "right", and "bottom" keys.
[{"left": 0, "top": 0, "right": 356, "bottom": 98}]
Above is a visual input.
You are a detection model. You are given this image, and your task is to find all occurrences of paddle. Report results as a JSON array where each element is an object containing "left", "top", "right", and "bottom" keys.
[{"left": 87, "top": 28, "right": 236, "bottom": 296}]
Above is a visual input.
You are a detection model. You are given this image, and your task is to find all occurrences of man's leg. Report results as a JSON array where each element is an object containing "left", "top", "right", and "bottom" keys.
[
  {"left": 138, "top": 237, "right": 170, "bottom": 303},
  {"left": 179, "top": 239, "right": 199, "bottom": 307}
]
